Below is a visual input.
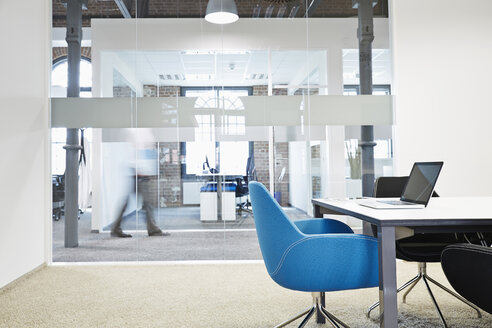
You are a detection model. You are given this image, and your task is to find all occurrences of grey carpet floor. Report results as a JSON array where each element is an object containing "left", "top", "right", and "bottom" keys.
[
  {"left": 52, "top": 207, "right": 310, "bottom": 262},
  {"left": 1, "top": 262, "right": 490, "bottom": 328}
]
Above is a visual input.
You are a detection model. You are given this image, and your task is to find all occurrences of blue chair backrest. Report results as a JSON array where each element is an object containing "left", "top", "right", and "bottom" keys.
[{"left": 249, "top": 181, "right": 302, "bottom": 275}]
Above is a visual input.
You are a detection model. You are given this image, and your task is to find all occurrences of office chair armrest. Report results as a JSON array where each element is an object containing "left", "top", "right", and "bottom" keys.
[
  {"left": 270, "top": 234, "right": 379, "bottom": 292},
  {"left": 294, "top": 218, "right": 353, "bottom": 235}
]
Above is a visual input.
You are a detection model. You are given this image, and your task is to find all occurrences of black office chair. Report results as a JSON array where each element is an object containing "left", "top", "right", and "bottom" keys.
[
  {"left": 52, "top": 174, "right": 65, "bottom": 221},
  {"left": 366, "top": 176, "right": 481, "bottom": 327},
  {"left": 441, "top": 244, "right": 492, "bottom": 315},
  {"left": 235, "top": 156, "right": 257, "bottom": 214},
  {"left": 235, "top": 177, "right": 250, "bottom": 213}
]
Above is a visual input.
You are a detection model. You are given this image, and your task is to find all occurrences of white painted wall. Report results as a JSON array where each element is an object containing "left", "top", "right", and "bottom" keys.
[
  {"left": 390, "top": 0, "right": 492, "bottom": 196},
  {"left": 0, "top": 1, "right": 50, "bottom": 288}
]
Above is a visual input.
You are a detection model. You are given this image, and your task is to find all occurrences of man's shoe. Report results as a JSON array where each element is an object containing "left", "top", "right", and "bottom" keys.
[
  {"left": 110, "top": 230, "right": 132, "bottom": 238},
  {"left": 148, "top": 230, "right": 170, "bottom": 237}
]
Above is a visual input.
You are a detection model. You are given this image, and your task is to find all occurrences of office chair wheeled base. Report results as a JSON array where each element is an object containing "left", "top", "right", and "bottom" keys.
[
  {"left": 366, "top": 262, "right": 481, "bottom": 328},
  {"left": 275, "top": 292, "right": 349, "bottom": 328}
]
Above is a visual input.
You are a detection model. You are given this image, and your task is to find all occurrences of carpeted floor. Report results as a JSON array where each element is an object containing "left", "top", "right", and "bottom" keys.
[
  {"left": 52, "top": 207, "right": 311, "bottom": 262},
  {"left": 0, "top": 261, "right": 490, "bottom": 328}
]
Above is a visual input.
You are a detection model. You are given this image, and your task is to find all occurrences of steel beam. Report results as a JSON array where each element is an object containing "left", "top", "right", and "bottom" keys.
[
  {"left": 305, "top": 0, "right": 321, "bottom": 17},
  {"left": 114, "top": 0, "right": 132, "bottom": 18}
]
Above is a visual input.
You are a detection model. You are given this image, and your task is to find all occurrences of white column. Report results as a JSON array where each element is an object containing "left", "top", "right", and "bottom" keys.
[
  {"left": 321, "top": 47, "right": 346, "bottom": 199},
  {"left": 91, "top": 129, "right": 103, "bottom": 231}
]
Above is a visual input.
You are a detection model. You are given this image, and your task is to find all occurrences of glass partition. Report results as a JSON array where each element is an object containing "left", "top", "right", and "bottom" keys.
[{"left": 51, "top": 0, "right": 391, "bottom": 262}]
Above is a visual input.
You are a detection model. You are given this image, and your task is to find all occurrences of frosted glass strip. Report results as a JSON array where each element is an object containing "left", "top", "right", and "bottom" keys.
[{"left": 51, "top": 95, "right": 393, "bottom": 128}]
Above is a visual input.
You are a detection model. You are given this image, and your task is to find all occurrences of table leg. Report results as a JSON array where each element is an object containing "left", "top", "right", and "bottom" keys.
[
  {"left": 377, "top": 226, "right": 398, "bottom": 327},
  {"left": 312, "top": 204, "right": 326, "bottom": 324}
]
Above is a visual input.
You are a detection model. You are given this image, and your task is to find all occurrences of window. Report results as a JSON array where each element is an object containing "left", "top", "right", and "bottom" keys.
[
  {"left": 181, "top": 87, "right": 251, "bottom": 176},
  {"left": 51, "top": 57, "right": 92, "bottom": 97}
]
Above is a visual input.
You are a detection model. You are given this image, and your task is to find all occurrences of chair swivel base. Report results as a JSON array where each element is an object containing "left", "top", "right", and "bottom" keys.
[
  {"left": 275, "top": 292, "right": 349, "bottom": 328},
  {"left": 367, "top": 262, "right": 481, "bottom": 328}
]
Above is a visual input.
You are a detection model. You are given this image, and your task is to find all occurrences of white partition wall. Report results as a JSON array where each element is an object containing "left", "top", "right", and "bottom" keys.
[
  {"left": 0, "top": 1, "right": 51, "bottom": 287},
  {"left": 390, "top": 0, "right": 492, "bottom": 196}
]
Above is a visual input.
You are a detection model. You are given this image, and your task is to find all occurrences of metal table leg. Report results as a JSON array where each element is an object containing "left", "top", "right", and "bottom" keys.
[{"left": 378, "top": 225, "right": 398, "bottom": 327}]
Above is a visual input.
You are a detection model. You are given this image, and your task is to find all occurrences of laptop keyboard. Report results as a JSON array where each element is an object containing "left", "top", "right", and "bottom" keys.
[{"left": 379, "top": 200, "right": 413, "bottom": 205}]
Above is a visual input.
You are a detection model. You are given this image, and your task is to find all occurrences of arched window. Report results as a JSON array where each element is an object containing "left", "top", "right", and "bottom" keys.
[{"left": 51, "top": 57, "right": 92, "bottom": 97}]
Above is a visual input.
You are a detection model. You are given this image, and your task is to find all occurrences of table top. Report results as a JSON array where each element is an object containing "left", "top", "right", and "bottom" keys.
[{"left": 312, "top": 197, "right": 492, "bottom": 227}]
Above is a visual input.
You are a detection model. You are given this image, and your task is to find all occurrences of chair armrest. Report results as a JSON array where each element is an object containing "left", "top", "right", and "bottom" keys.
[
  {"left": 294, "top": 218, "right": 354, "bottom": 234},
  {"left": 270, "top": 234, "right": 379, "bottom": 292}
]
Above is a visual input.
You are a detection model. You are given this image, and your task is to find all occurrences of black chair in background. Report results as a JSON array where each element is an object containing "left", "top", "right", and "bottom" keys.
[
  {"left": 52, "top": 174, "right": 65, "bottom": 221},
  {"left": 235, "top": 156, "right": 257, "bottom": 213},
  {"left": 441, "top": 244, "right": 492, "bottom": 315},
  {"left": 366, "top": 176, "right": 481, "bottom": 327}
]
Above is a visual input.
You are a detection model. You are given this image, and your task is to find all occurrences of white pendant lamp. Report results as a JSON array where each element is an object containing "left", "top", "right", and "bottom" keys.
[{"left": 205, "top": 0, "right": 239, "bottom": 25}]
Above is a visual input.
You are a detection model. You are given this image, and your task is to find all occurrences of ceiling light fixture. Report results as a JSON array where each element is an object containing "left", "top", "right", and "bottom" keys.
[{"left": 205, "top": 0, "right": 239, "bottom": 25}]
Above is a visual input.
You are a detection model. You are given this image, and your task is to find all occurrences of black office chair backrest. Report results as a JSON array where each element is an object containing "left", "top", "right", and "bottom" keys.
[
  {"left": 235, "top": 177, "right": 249, "bottom": 197},
  {"left": 441, "top": 244, "right": 492, "bottom": 314},
  {"left": 373, "top": 176, "right": 444, "bottom": 262},
  {"left": 373, "top": 176, "right": 408, "bottom": 198},
  {"left": 373, "top": 176, "right": 439, "bottom": 198},
  {"left": 245, "top": 156, "right": 257, "bottom": 183}
]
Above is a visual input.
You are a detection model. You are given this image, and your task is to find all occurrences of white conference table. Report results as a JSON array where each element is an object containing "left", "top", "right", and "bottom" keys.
[{"left": 312, "top": 197, "right": 492, "bottom": 328}]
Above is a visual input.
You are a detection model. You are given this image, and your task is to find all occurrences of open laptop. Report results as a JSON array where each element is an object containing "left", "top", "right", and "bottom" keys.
[{"left": 357, "top": 161, "right": 444, "bottom": 209}]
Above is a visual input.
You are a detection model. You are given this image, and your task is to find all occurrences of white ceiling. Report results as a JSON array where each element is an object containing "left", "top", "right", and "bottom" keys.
[{"left": 112, "top": 49, "right": 391, "bottom": 88}]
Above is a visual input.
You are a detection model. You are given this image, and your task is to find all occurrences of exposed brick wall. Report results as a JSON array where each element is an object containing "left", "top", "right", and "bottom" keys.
[
  {"left": 274, "top": 142, "right": 289, "bottom": 206},
  {"left": 140, "top": 85, "right": 182, "bottom": 207},
  {"left": 252, "top": 86, "right": 270, "bottom": 196},
  {"left": 143, "top": 85, "right": 157, "bottom": 97},
  {"left": 253, "top": 85, "right": 268, "bottom": 96},
  {"left": 53, "top": 0, "right": 123, "bottom": 27},
  {"left": 311, "top": 144, "right": 321, "bottom": 198},
  {"left": 252, "top": 85, "right": 290, "bottom": 96},
  {"left": 53, "top": 47, "right": 92, "bottom": 63},
  {"left": 158, "top": 142, "right": 182, "bottom": 207},
  {"left": 52, "top": 0, "right": 388, "bottom": 28},
  {"left": 253, "top": 141, "right": 270, "bottom": 193},
  {"left": 113, "top": 86, "right": 135, "bottom": 97},
  {"left": 159, "top": 86, "right": 181, "bottom": 97},
  {"left": 112, "top": 83, "right": 182, "bottom": 207},
  {"left": 252, "top": 84, "right": 290, "bottom": 206},
  {"left": 273, "top": 88, "right": 288, "bottom": 96}
]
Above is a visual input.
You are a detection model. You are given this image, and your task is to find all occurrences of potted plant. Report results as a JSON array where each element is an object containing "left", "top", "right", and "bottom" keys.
[{"left": 345, "top": 140, "right": 361, "bottom": 180}]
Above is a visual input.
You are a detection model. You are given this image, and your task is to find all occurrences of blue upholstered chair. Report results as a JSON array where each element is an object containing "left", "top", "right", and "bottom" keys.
[{"left": 249, "top": 181, "right": 379, "bottom": 328}]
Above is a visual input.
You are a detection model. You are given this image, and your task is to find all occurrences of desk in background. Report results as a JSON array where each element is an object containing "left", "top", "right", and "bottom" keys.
[
  {"left": 312, "top": 197, "right": 492, "bottom": 328},
  {"left": 200, "top": 181, "right": 236, "bottom": 221}
]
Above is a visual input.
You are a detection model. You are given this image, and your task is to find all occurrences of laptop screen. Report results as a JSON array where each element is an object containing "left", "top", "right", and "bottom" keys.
[{"left": 400, "top": 162, "right": 443, "bottom": 205}]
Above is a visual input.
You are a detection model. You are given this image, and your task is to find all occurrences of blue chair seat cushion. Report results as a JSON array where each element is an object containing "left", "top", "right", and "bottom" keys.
[{"left": 270, "top": 234, "right": 379, "bottom": 292}]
